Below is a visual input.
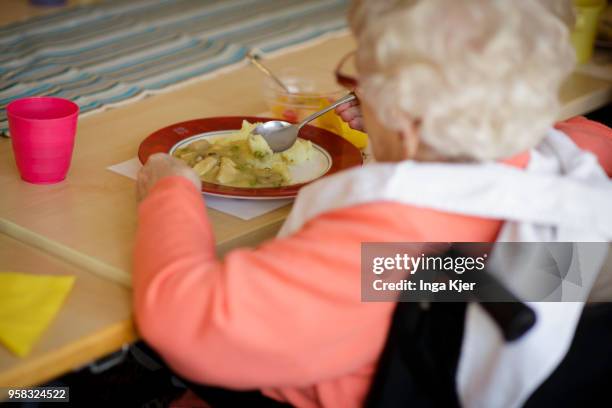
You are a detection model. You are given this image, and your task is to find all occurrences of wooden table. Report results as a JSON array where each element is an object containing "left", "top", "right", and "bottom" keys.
[
  {"left": 1, "top": 34, "right": 611, "bottom": 286},
  {"left": 1, "top": 0, "right": 611, "bottom": 390},
  {"left": 560, "top": 71, "right": 612, "bottom": 120},
  {"left": 0, "top": 33, "right": 355, "bottom": 286},
  {"left": 0, "top": 233, "right": 134, "bottom": 389}
]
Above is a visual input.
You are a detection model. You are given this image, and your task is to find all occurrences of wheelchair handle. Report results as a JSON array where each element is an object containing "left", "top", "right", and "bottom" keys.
[{"left": 445, "top": 246, "right": 537, "bottom": 342}]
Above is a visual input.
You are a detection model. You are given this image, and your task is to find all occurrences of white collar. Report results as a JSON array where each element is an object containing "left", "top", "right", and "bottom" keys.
[{"left": 279, "top": 128, "right": 612, "bottom": 241}]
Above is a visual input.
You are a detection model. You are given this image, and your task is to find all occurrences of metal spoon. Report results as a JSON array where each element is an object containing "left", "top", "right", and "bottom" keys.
[
  {"left": 247, "top": 52, "right": 292, "bottom": 93},
  {"left": 253, "top": 92, "right": 356, "bottom": 152}
]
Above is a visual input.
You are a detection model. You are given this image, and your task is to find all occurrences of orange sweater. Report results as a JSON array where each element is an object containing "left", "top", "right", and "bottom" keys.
[{"left": 133, "top": 117, "right": 612, "bottom": 408}]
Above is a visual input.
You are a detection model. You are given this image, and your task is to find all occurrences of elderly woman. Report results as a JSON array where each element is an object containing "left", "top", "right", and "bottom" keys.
[{"left": 134, "top": 1, "right": 612, "bottom": 407}]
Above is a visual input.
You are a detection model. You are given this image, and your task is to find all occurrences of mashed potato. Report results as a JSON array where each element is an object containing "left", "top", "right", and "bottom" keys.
[{"left": 173, "top": 120, "right": 313, "bottom": 188}]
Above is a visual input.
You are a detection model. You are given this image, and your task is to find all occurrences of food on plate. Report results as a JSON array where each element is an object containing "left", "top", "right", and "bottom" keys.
[{"left": 172, "top": 120, "right": 313, "bottom": 188}]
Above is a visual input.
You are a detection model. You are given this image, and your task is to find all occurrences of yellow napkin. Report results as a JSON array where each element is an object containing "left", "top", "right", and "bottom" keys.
[{"left": 0, "top": 272, "right": 75, "bottom": 357}]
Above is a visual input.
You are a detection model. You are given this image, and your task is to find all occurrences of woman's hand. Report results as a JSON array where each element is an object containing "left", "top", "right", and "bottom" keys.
[
  {"left": 335, "top": 98, "right": 365, "bottom": 132},
  {"left": 136, "top": 153, "right": 201, "bottom": 202}
]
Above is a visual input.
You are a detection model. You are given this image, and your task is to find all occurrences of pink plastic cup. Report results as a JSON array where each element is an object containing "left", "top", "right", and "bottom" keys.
[{"left": 7, "top": 97, "right": 79, "bottom": 184}]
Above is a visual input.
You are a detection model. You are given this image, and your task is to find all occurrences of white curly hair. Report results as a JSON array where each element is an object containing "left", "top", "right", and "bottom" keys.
[{"left": 350, "top": 0, "right": 576, "bottom": 160}]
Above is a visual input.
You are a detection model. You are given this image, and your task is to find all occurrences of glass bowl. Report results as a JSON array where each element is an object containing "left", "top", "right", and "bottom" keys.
[{"left": 262, "top": 67, "right": 346, "bottom": 124}]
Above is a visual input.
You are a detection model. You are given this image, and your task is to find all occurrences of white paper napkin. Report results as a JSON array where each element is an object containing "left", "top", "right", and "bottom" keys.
[{"left": 107, "top": 158, "right": 292, "bottom": 220}]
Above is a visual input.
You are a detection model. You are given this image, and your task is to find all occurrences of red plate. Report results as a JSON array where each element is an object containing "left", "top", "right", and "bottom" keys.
[{"left": 138, "top": 116, "right": 363, "bottom": 199}]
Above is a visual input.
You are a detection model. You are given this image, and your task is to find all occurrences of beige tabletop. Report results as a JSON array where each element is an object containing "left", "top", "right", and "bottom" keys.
[
  {"left": 0, "top": 0, "right": 611, "bottom": 390},
  {"left": 0, "top": 233, "right": 134, "bottom": 389},
  {"left": 1, "top": 32, "right": 611, "bottom": 286},
  {"left": 0, "top": 33, "right": 356, "bottom": 286}
]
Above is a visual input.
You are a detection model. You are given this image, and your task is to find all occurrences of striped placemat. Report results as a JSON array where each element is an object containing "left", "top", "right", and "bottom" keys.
[{"left": 0, "top": 0, "right": 349, "bottom": 136}]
